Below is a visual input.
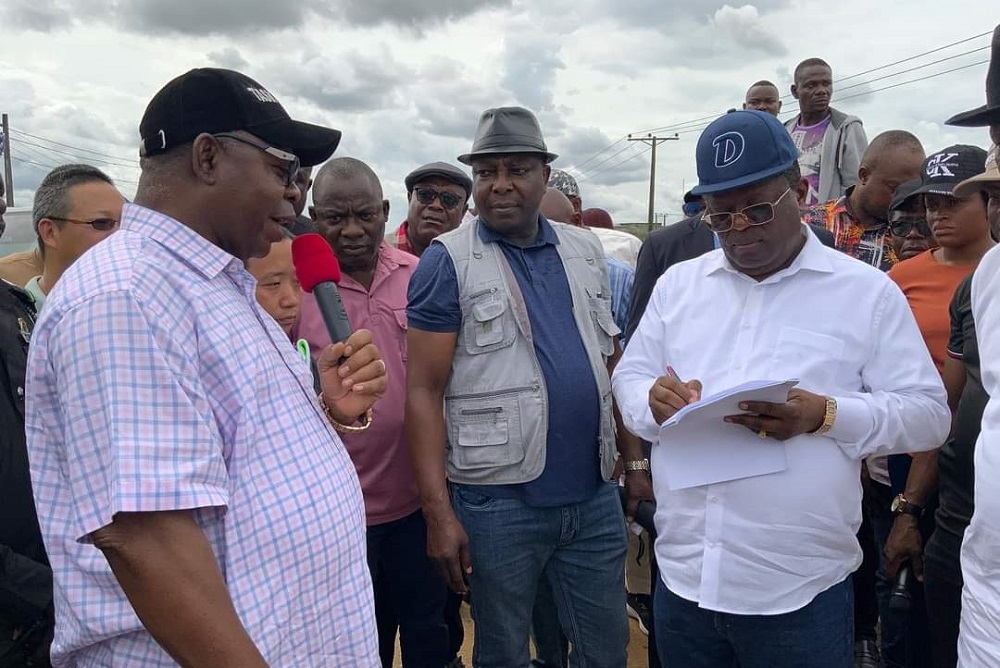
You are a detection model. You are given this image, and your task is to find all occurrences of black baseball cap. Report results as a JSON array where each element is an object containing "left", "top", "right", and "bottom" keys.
[
  {"left": 888, "top": 179, "right": 923, "bottom": 213},
  {"left": 911, "top": 145, "right": 988, "bottom": 197},
  {"left": 404, "top": 161, "right": 472, "bottom": 196},
  {"left": 139, "top": 68, "right": 342, "bottom": 167}
]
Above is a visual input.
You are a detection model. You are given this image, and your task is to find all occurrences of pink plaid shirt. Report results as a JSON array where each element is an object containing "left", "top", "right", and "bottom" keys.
[{"left": 26, "top": 204, "right": 378, "bottom": 666}]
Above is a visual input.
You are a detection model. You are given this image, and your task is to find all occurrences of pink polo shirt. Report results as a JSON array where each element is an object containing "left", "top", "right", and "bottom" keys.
[{"left": 297, "top": 242, "right": 420, "bottom": 526}]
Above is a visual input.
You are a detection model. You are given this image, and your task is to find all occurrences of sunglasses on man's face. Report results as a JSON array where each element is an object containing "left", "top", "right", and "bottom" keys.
[
  {"left": 213, "top": 133, "right": 300, "bottom": 187},
  {"left": 49, "top": 216, "right": 119, "bottom": 231},
  {"left": 414, "top": 187, "right": 464, "bottom": 211},
  {"left": 702, "top": 188, "right": 792, "bottom": 233},
  {"left": 888, "top": 218, "right": 932, "bottom": 238}
]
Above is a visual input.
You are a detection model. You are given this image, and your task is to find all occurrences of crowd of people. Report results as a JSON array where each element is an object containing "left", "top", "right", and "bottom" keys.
[{"left": 1, "top": 22, "right": 1000, "bottom": 668}]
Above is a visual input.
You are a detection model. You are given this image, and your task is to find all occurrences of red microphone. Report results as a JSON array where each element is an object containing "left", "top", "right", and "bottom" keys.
[{"left": 291, "top": 233, "right": 353, "bottom": 344}]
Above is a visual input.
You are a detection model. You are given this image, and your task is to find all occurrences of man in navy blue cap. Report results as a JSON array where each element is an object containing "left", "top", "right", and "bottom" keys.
[{"left": 613, "top": 109, "right": 950, "bottom": 668}]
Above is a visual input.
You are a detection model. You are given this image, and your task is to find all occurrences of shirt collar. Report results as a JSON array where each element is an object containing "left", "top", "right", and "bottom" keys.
[
  {"left": 475, "top": 214, "right": 560, "bottom": 247},
  {"left": 122, "top": 203, "right": 241, "bottom": 280},
  {"left": 704, "top": 225, "right": 835, "bottom": 281},
  {"left": 336, "top": 241, "right": 415, "bottom": 291}
]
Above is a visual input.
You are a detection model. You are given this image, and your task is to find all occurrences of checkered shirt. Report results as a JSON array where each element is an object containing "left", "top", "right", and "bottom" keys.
[{"left": 25, "top": 203, "right": 378, "bottom": 666}]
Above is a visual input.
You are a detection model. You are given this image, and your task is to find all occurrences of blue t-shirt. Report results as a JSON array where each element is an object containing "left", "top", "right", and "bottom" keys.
[{"left": 407, "top": 216, "right": 602, "bottom": 507}]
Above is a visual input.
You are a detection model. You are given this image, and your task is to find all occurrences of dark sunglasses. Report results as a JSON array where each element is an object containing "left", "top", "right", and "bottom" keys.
[
  {"left": 414, "top": 187, "right": 464, "bottom": 211},
  {"left": 49, "top": 216, "right": 119, "bottom": 231},
  {"left": 213, "top": 133, "right": 300, "bottom": 187},
  {"left": 702, "top": 188, "right": 792, "bottom": 233},
  {"left": 888, "top": 218, "right": 932, "bottom": 237}
]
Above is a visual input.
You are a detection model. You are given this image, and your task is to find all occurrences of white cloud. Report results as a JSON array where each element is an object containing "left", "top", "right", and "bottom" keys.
[{"left": 0, "top": 0, "right": 994, "bottom": 226}]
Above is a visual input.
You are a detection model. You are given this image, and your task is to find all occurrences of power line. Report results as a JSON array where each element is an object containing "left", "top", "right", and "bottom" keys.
[
  {"left": 578, "top": 144, "right": 651, "bottom": 183},
  {"left": 662, "top": 57, "right": 990, "bottom": 140},
  {"left": 631, "top": 30, "right": 993, "bottom": 136},
  {"left": 13, "top": 136, "right": 139, "bottom": 170},
  {"left": 568, "top": 135, "right": 629, "bottom": 173},
  {"left": 575, "top": 141, "right": 645, "bottom": 179},
  {"left": 10, "top": 128, "right": 137, "bottom": 163}
]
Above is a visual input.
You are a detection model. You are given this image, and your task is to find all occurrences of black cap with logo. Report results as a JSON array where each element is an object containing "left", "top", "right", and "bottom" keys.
[
  {"left": 139, "top": 68, "right": 341, "bottom": 167},
  {"left": 911, "top": 145, "right": 988, "bottom": 197}
]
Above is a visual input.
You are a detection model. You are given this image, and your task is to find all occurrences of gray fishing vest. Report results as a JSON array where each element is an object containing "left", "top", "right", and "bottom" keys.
[{"left": 435, "top": 219, "right": 620, "bottom": 485}]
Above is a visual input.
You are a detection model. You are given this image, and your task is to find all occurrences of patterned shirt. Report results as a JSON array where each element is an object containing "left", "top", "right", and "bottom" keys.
[
  {"left": 801, "top": 189, "right": 898, "bottom": 272},
  {"left": 387, "top": 221, "right": 415, "bottom": 255},
  {"left": 607, "top": 256, "right": 634, "bottom": 345},
  {"left": 25, "top": 204, "right": 378, "bottom": 667},
  {"left": 790, "top": 115, "right": 831, "bottom": 206}
]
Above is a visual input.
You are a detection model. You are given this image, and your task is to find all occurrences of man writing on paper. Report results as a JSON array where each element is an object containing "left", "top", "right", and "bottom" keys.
[{"left": 612, "top": 109, "right": 950, "bottom": 668}]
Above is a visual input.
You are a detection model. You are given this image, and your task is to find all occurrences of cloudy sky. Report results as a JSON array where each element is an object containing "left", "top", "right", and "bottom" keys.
[{"left": 0, "top": 0, "right": 995, "bottom": 229}]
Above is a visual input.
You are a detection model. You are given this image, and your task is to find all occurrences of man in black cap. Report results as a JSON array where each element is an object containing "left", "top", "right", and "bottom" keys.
[
  {"left": 24, "top": 68, "right": 388, "bottom": 666},
  {"left": 887, "top": 179, "right": 934, "bottom": 262},
  {"left": 391, "top": 162, "right": 471, "bottom": 257},
  {"left": 406, "top": 106, "right": 634, "bottom": 667}
]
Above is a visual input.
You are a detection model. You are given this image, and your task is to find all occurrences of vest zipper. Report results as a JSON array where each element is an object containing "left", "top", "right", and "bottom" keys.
[{"left": 445, "top": 384, "right": 540, "bottom": 401}]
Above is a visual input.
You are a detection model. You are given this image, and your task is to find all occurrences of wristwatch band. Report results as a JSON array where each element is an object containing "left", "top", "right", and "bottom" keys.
[
  {"left": 623, "top": 458, "right": 651, "bottom": 473},
  {"left": 812, "top": 396, "right": 838, "bottom": 436},
  {"left": 892, "top": 493, "right": 924, "bottom": 518}
]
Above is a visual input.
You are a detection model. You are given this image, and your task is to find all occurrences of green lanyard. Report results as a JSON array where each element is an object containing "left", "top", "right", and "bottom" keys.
[{"left": 295, "top": 339, "right": 311, "bottom": 363}]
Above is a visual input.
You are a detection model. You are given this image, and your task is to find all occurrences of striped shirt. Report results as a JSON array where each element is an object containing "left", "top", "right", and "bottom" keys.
[{"left": 25, "top": 203, "right": 378, "bottom": 667}]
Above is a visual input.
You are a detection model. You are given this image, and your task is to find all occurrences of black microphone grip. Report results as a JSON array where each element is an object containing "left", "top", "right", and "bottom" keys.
[
  {"left": 889, "top": 564, "right": 912, "bottom": 612},
  {"left": 312, "top": 281, "right": 353, "bottom": 345}
]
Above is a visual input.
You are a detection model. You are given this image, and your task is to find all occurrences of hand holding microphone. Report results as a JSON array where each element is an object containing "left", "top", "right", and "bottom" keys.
[{"left": 292, "top": 233, "right": 387, "bottom": 422}]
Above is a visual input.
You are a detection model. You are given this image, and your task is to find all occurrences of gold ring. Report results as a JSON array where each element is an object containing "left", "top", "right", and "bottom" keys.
[{"left": 757, "top": 429, "right": 767, "bottom": 439}]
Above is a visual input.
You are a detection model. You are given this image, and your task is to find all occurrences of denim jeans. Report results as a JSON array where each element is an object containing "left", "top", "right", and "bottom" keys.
[
  {"left": 452, "top": 481, "right": 629, "bottom": 668},
  {"left": 367, "top": 509, "right": 450, "bottom": 668},
  {"left": 654, "top": 577, "right": 854, "bottom": 668}
]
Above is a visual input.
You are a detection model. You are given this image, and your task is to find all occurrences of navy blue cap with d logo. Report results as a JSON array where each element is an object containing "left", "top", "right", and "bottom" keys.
[{"left": 691, "top": 110, "right": 799, "bottom": 196}]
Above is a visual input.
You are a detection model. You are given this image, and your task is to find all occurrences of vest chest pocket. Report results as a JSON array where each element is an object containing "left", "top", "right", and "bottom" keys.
[
  {"left": 588, "top": 297, "right": 620, "bottom": 357},
  {"left": 463, "top": 289, "right": 516, "bottom": 354},
  {"left": 447, "top": 394, "right": 526, "bottom": 470}
]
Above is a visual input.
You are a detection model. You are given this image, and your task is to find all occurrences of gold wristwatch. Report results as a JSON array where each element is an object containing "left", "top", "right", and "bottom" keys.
[
  {"left": 623, "top": 459, "right": 651, "bottom": 474},
  {"left": 812, "top": 396, "right": 838, "bottom": 436}
]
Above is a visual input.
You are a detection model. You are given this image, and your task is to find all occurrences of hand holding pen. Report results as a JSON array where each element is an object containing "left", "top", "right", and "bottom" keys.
[{"left": 649, "top": 365, "right": 703, "bottom": 425}]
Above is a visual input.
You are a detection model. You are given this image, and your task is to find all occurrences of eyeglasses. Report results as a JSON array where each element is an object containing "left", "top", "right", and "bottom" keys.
[
  {"left": 49, "top": 216, "right": 119, "bottom": 231},
  {"left": 414, "top": 187, "right": 464, "bottom": 211},
  {"left": 888, "top": 218, "right": 932, "bottom": 238},
  {"left": 214, "top": 133, "right": 300, "bottom": 187},
  {"left": 702, "top": 188, "right": 792, "bottom": 233}
]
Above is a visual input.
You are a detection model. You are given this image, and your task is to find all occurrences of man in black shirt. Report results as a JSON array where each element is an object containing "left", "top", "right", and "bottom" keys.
[
  {"left": 924, "top": 273, "right": 983, "bottom": 668},
  {"left": 0, "top": 266, "right": 50, "bottom": 667}
]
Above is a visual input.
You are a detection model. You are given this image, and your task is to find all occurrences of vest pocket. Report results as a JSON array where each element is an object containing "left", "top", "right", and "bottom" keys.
[
  {"left": 589, "top": 298, "right": 620, "bottom": 357},
  {"left": 448, "top": 394, "right": 525, "bottom": 470},
  {"left": 464, "top": 290, "right": 516, "bottom": 354}
]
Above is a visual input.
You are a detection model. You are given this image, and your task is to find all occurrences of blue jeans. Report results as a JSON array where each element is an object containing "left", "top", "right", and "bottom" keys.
[
  {"left": 367, "top": 509, "right": 450, "bottom": 668},
  {"left": 654, "top": 577, "right": 854, "bottom": 668},
  {"left": 452, "top": 481, "right": 628, "bottom": 668}
]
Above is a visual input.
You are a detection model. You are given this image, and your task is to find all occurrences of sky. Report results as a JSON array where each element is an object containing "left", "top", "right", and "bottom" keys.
[{"left": 0, "top": 0, "right": 996, "bottom": 229}]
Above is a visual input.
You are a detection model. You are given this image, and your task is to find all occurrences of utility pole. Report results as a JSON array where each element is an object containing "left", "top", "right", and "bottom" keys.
[
  {"left": 628, "top": 132, "right": 678, "bottom": 232},
  {"left": 1, "top": 114, "right": 12, "bottom": 207}
]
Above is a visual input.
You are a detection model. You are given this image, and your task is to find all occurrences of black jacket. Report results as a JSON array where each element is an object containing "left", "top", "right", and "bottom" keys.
[
  {"left": 625, "top": 218, "right": 837, "bottom": 340},
  {"left": 0, "top": 279, "right": 52, "bottom": 664}
]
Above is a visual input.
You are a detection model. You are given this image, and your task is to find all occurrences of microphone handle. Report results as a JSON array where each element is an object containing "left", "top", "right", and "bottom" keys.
[{"left": 313, "top": 281, "right": 354, "bottom": 345}]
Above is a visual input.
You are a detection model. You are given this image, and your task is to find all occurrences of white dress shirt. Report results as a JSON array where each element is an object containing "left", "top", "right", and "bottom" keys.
[
  {"left": 613, "top": 229, "right": 949, "bottom": 615},
  {"left": 588, "top": 226, "right": 642, "bottom": 268},
  {"left": 958, "top": 246, "right": 1000, "bottom": 666}
]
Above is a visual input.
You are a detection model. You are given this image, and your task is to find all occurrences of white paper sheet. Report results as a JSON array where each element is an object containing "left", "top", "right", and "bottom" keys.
[{"left": 656, "top": 379, "right": 799, "bottom": 490}]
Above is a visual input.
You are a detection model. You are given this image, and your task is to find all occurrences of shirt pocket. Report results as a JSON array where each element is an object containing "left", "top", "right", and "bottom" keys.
[
  {"left": 447, "top": 394, "right": 526, "bottom": 470},
  {"left": 462, "top": 287, "right": 516, "bottom": 355},
  {"left": 771, "top": 326, "right": 845, "bottom": 391}
]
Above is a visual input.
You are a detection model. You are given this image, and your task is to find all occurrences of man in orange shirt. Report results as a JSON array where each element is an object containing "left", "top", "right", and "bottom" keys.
[{"left": 885, "top": 144, "right": 993, "bottom": 668}]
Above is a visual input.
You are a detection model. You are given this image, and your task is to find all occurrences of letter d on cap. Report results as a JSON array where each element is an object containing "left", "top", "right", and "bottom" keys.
[{"left": 713, "top": 132, "right": 745, "bottom": 168}]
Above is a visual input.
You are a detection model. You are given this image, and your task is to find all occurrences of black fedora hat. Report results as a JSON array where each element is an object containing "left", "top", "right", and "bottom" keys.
[
  {"left": 946, "top": 24, "right": 1000, "bottom": 127},
  {"left": 458, "top": 107, "right": 558, "bottom": 165}
]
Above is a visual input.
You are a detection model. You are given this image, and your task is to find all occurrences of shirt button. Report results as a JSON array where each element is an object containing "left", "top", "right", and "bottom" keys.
[
  {"left": 709, "top": 496, "right": 719, "bottom": 503},
  {"left": 707, "top": 540, "right": 718, "bottom": 548}
]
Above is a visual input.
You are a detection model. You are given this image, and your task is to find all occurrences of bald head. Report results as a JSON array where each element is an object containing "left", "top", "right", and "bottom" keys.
[
  {"left": 540, "top": 187, "right": 577, "bottom": 225},
  {"left": 861, "top": 130, "right": 925, "bottom": 173},
  {"left": 854, "top": 130, "right": 926, "bottom": 226},
  {"left": 313, "top": 157, "right": 383, "bottom": 200}
]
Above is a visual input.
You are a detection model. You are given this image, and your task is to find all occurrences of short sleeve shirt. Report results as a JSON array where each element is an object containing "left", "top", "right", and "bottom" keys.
[
  {"left": 790, "top": 115, "right": 832, "bottom": 206},
  {"left": 26, "top": 204, "right": 378, "bottom": 666}
]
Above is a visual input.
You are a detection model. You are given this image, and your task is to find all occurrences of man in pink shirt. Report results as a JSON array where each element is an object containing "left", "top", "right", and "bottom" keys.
[{"left": 298, "top": 157, "right": 449, "bottom": 668}]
